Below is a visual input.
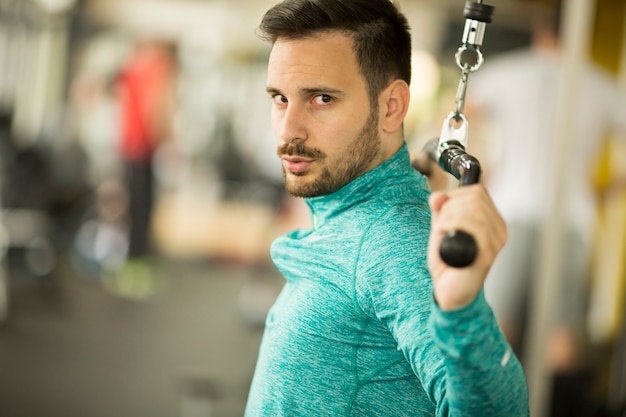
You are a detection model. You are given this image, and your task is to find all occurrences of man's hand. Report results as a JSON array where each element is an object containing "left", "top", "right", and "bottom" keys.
[
  {"left": 412, "top": 153, "right": 450, "bottom": 192},
  {"left": 427, "top": 184, "right": 508, "bottom": 310},
  {"left": 411, "top": 139, "right": 450, "bottom": 192}
]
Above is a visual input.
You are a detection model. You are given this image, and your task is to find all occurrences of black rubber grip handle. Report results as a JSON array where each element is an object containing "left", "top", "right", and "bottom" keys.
[
  {"left": 440, "top": 230, "right": 478, "bottom": 268},
  {"left": 437, "top": 142, "right": 482, "bottom": 268}
]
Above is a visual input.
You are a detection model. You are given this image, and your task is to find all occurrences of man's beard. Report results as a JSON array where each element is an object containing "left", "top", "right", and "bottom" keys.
[{"left": 277, "top": 107, "right": 381, "bottom": 198}]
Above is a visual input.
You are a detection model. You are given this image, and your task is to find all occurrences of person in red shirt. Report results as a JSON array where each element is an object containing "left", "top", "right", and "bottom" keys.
[{"left": 114, "top": 39, "right": 177, "bottom": 295}]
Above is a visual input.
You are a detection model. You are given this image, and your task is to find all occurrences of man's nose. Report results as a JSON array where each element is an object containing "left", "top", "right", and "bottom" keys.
[{"left": 277, "top": 103, "right": 307, "bottom": 143}]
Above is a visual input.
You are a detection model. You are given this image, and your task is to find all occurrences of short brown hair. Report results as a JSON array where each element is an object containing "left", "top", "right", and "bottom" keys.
[{"left": 258, "top": 0, "right": 412, "bottom": 104}]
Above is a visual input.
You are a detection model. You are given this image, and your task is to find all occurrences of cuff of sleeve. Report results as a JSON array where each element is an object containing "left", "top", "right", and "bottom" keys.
[
  {"left": 429, "top": 289, "right": 501, "bottom": 360},
  {"left": 432, "top": 288, "right": 489, "bottom": 321}
]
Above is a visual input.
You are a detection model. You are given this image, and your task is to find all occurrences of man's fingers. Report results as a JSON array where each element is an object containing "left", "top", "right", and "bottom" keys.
[
  {"left": 428, "top": 191, "right": 449, "bottom": 215},
  {"left": 428, "top": 185, "right": 508, "bottom": 269}
]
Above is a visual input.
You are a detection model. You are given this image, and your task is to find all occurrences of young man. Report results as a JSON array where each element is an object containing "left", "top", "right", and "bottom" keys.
[{"left": 245, "top": 0, "right": 529, "bottom": 415}]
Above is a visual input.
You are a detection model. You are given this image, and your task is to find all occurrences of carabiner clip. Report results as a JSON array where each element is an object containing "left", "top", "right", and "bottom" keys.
[{"left": 437, "top": 112, "right": 469, "bottom": 160}]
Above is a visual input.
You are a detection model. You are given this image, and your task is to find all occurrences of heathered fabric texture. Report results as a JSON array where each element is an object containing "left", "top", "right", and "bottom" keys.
[{"left": 245, "top": 144, "right": 529, "bottom": 416}]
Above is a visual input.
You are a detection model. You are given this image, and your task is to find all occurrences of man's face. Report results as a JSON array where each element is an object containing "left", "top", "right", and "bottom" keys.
[{"left": 266, "top": 32, "right": 383, "bottom": 197}]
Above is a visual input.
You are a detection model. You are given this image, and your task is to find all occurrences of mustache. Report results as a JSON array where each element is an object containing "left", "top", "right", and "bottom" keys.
[{"left": 277, "top": 141, "right": 325, "bottom": 159}]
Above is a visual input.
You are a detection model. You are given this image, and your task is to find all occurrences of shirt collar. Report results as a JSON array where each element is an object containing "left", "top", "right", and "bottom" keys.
[{"left": 304, "top": 142, "right": 424, "bottom": 229}]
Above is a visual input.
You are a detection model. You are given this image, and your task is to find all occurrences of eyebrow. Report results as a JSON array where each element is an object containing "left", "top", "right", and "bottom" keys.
[{"left": 266, "top": 86, "right": 345, "bottom": 97}]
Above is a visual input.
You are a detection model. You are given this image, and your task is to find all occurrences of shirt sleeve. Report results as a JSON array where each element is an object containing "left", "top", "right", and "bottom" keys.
[
  {"left": 429, "top": 289, "right": 530, "bottom": 417},
  {"left": 356, "top": 204, "right": 529, "bottom": 417}
]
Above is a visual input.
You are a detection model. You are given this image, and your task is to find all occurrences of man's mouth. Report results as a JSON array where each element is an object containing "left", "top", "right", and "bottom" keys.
[
  {"left": 277, "top": 141, "right": 324, "bottom": 174},
  {"left": 282, "top": 156, "right": 314, "bottom": 173}
]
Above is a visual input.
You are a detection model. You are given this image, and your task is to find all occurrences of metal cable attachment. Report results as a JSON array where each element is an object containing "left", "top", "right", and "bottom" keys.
[{"left": 434, "top": 0, "right": 494, "bottom": 268}]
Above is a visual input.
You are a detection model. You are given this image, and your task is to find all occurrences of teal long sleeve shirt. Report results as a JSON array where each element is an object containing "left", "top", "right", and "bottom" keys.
[{"left": 244, "top": 144, "right": 529, "bottom": 416}]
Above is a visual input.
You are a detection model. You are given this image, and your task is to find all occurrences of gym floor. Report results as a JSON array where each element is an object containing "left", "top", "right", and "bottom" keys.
[{"left": 0, "top": 254, "right": 284, "bottom": 417}]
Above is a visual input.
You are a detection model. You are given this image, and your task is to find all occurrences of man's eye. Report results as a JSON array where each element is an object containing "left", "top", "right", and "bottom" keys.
[
  {"left": 272, "top": 94, "right": 288, "bottom": 104},
  {"left": 313, "top": 94, "right": 333, "bottom": 105}
]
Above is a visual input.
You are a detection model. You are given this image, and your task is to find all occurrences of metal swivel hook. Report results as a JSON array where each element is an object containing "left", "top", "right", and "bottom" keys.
[{"left": 452, "top": 1, "right": 494, "bottom": 117}]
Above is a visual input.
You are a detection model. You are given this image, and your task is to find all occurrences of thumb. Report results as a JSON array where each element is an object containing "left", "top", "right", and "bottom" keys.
[{"left": 428, "top": 191, "right": 449, "bottom": 217}]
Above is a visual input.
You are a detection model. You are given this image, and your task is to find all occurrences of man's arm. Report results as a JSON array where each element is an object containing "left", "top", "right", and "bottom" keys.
[
  {"left": 427, "top": 184, "right": 529, "bottom": 416},
  {"left": 357, "top": 199, "right": 529, "bottom": 416}
]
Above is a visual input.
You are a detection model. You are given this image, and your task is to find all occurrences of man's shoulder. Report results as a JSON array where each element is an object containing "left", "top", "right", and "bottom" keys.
[{"left": 355, "top": 198, "right": 431, "bottom": 251}]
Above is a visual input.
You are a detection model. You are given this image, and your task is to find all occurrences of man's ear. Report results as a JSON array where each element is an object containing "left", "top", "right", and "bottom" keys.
[{"left": 380, "top": 79, "right": 410, "bottom": 133}]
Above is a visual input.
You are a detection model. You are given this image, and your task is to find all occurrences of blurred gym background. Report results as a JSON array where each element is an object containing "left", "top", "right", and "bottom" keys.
[{"left": 0, "top": 0, "right": 624, "bottom": 416}]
